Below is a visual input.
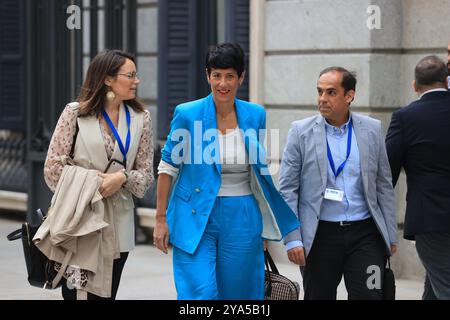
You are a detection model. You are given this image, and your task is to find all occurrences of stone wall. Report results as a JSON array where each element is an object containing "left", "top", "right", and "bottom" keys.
[{"left": 137, "top": 0, "right": 158, "bottom": 144}]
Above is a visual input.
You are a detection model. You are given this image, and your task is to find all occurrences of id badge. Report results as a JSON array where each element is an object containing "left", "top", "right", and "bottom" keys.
[{"left": 324, "top": 188, "right": 344, "bottom": 202}]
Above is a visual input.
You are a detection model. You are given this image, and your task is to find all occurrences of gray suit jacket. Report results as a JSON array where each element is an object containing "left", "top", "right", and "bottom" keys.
[{"left": 279, "top": 113, "right": 397, "bottom": 257}]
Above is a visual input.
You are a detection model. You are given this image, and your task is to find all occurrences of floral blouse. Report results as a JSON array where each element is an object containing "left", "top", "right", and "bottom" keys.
[{"left": 44, "top": 104, "right": 154, "bottom": 198}]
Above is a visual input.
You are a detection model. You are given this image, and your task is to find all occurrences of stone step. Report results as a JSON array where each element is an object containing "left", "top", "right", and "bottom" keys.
[
  {"left": 0, "top": 190, "right": 27, "bottom": 212},
  {"left": 136, "top": 207, "right": 156, "bottom": 229}
]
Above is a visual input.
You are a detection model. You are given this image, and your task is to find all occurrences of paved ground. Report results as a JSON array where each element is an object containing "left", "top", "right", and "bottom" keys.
[{"left": 0, "top": 213, "right": 424, "bottom": 300}]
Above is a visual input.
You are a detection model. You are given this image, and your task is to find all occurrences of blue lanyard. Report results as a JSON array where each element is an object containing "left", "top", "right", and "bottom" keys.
[
  {"left": 102, "top": 104, "right": 131, "bottom": 164},
  {"left": 326, "top": 119, "right": 353, "bottom": 179}
]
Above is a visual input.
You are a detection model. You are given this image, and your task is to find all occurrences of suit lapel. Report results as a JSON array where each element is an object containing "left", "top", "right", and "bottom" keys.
[
  {"left": 203, "top": 94, "right": 221, "bottom": 174},
  {"left": 235, "top": 98, "right": 250, "bottom": 131},
  {"left": 313, "top": 116, "right": 328, "bottom": 188},
  {"left": 352, "top": 114, "right": 370, "bottom": 195}
]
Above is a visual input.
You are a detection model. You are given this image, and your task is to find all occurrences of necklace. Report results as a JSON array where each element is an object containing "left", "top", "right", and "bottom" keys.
[{"left": 217, "top": 110, "right": 234, "bottom": 121}]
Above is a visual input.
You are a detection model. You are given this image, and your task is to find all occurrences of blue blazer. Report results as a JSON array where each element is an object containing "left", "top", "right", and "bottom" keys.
[{"left": 162, "top": 94, "right": 300, "bottom": 254}]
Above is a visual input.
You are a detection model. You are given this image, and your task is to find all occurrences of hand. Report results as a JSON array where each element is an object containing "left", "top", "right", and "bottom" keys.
[
  {"left": 263, "top": 240, "right": 268, "bottom": 251},
  {"left": 153, "top": 214, "right": 170, "bottom": 254},
  {"left": 390, "top": 244, "right": 397, "bottom": 255},
  {"left": 287, "top": 246, "right": 306, "bottom": 266},
  {"left": 97, "top": 171, "right": 126, "bottom": 198}
]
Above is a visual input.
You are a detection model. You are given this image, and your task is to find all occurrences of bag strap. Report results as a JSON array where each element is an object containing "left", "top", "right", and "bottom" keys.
[
  {"left": 264, "top": 249, "right": 272, "bottom": 297},
  {"left": 49, "top": 250, "right": 73, "bottom": 289},
  {"left": 7, "top": 228, "right": 22, "bottom": 241},
  {"left": 69, "top": 119, "right": 79, "bottom": 159},
  {"left": 264, "top": 249, "right": 281, "bottom": 297},
  {"left": 264, "top": 249, "right": 279, "bottom": 275}
]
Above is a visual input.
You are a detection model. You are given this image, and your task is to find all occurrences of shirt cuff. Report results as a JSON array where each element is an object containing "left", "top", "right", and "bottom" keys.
[
  {"left": 285, "top": 240, "right": 303, "bottom": 252},
  {"left": 158, "top": 160, "right": 179, "bottom": 178}
]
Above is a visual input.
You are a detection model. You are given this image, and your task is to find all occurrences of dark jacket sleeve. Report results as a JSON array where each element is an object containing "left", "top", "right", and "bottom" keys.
[{"left": 385, "top": 110, "right": 406, "bottom": 187}]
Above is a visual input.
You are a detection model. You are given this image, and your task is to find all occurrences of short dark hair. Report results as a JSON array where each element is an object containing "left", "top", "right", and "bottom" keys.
[
  {"left": 319, "top": 66, "right": 357, "bottom": 93},
  {"left": 205, "top": 43, "right": 245, "bottom": 77},
  {"left": 415, "top": 55, "right": 447, "bottom": 88}
]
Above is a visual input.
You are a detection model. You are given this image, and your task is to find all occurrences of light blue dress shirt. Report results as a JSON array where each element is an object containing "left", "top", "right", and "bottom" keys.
[
  {"left": 320, "top": 116, "right": 370, "bottom": 222},
  {"left": 286, "top": 115, "right": 370, "bottom": 251}
]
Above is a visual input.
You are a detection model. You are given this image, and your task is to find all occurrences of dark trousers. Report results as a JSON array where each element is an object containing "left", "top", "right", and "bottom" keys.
[
  {"left": 62, "top": 252, "right": 129, "bottom": 300},
  {"left": 301, "top": 218, "right": 387, "bottom": 300},
  {"left": 415, "top": 232, "right": 450, "bottom": 300}
]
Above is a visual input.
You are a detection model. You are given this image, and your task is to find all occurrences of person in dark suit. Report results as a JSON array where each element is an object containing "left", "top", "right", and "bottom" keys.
[{"left": 386, "top": 55, "right": 450, "bottom": 300}]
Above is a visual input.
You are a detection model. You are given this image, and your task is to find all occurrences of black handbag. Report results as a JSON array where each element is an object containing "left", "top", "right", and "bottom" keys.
[
  {"left": 383, "top": 258, "right": 396, "bottom": 300},
  {"left": 264, "top": 249, "right": 300, "bottom": 300},
  {"left": 6, "top": 209, "right": 63, "bottom": 289},
  {"left": 6, "top": 124, "right": 78, "bottom": 289}
]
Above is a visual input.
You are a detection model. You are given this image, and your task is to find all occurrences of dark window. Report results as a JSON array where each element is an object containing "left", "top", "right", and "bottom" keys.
[
  {"left": 0, "top": 0, "right": 26, "bottom": 130},
  {"left": 225, "top": 0, "right": 250, "bottom": 101},
  {"left": 158, "top": 0, "right": 250, "bottom": 139}
]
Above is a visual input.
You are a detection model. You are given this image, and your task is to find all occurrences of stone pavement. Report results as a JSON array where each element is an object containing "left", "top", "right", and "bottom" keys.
[{"left": 0, "top": 214, "right": 424, "bottom": 300}]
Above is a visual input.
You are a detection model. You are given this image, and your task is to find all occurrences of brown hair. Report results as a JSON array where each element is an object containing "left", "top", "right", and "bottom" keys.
[{"left": 77, "top": 49, "right": 145, "bottom": 117}]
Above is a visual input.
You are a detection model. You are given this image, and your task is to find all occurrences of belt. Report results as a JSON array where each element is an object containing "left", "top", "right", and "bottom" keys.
[{"left": 319, "top": 218, "right": 373, "bottom": 227}]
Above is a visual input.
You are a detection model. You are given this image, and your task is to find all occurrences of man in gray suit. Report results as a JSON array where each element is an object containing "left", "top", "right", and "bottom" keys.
[{"left": 279, "top": 67, "right": 397, "bottom": 300}]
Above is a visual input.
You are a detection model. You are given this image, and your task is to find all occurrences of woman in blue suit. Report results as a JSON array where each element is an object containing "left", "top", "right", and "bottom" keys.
[{"left": 153, "top": 43, "right": 300, "bottom": 300}]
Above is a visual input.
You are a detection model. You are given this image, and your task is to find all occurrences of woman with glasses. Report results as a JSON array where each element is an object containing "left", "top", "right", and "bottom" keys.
[
  {"left": 43, "top": 49, "right": 153, "bottom": 299},
  {"left": 153, "top": 43, "right": 301, "bottom": 299}
]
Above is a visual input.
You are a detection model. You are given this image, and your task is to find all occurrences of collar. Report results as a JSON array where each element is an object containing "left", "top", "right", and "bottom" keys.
[
  {"left": 324, "top": 113, "right": 352, "bottom": 136},
  {"left": 419, "top": 88, "right": 448, "bottom": 99}
]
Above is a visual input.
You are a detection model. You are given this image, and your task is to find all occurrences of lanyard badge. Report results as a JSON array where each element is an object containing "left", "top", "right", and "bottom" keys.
[
  {"left": 324, "top": 119, "right": 353, "bottom": 202},
  {"left": 102, "top": 104, "right": 131, "bottom": 167},
  {"left": 326, "top": 118, "right": 353, "bottom": 179}
]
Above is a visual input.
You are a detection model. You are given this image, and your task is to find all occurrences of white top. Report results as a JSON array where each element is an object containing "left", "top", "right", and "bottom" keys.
[{"left": 217, "top": 127, "right": 252, "bottom": 197}]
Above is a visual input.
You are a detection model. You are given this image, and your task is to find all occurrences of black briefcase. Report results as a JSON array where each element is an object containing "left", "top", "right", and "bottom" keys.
[{"left": 383, "top": 258, "right": 396, "bottom": 300}]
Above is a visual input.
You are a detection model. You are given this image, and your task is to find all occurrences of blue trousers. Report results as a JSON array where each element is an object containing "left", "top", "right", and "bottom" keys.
[{"left": 173, "top": 195, "right": 264, "bottom": 300}]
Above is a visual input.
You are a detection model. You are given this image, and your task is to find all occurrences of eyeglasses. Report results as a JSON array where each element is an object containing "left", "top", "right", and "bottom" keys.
[{"left": 117, "top": 72, "right": 139, "bottom": 80}]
